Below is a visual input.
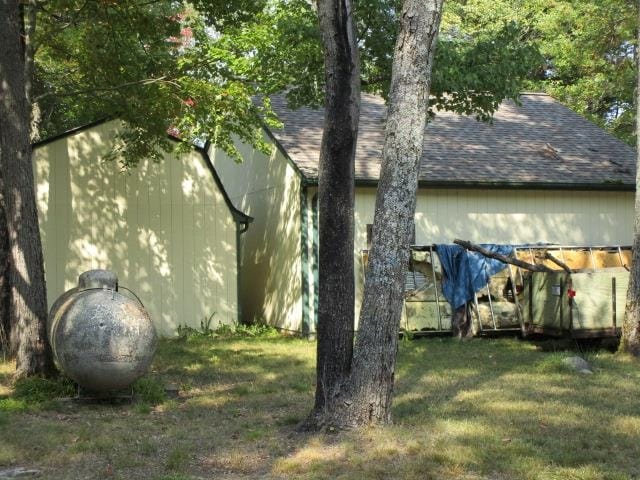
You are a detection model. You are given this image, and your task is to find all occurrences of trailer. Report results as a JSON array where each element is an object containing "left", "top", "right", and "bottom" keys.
[
  {"left": 510, "top": 245, "right": 631, "bottom": 338},
  {"left": 366, "top": 244, "right": 632, "bottom": 338}
]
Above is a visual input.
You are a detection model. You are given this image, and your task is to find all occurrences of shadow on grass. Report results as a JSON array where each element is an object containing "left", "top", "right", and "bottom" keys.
[
  {"left": 0, "top": 364, "right": 13, "bottom": 393},
  {"left": 274, "top": 337, "right": 640, "bottom": 480},
  {"left": 0, "top": 334, "right": 317, "bottom": 478},
  {"left": 159, "top": 335, "right": 640, "bottom": 479},
  {"left": 385, "top": 338, "right": 640, "bottom": 479},
  {"left": 1, "top": 335, "right": 639, "bottom": 480}
]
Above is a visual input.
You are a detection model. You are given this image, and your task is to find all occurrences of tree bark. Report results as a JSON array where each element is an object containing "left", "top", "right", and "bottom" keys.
[
  {"left": 0, "top": 0, "right": 56, "bottom": 376},
  {"left": 0, "top": 184, "right": 10, "bottom": 355},
  {"left": 619, "top": 0, "right": 640, "bottom": 356},
  {"left": 312, "top": 0, "right": 444, "bottom": 429},
  {"left": 543, "top": 252, "right": 572, "bottom": 273},
  {"left": 307, "top": 0, "right": 360, "bottom": 423}
]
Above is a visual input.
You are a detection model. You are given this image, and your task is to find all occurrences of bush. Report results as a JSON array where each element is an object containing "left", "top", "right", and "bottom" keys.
[
  {"left": 132, "top": 376, "right": 166, "bottom": 405},
  {"left": 176, "top": 319, "right": 280, "bottom": 339},
  {"left": 231, "top": 323, "right": 279, "bottom": 338},
  {"left": 0, "top": 397, "right": 28, "bottom": 413},
  {"left": 12, "top": 375, "right": 76, "bottom": 403}
]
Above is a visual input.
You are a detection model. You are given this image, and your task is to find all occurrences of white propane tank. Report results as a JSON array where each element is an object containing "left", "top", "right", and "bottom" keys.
[{"left": 48, "top": 270, "right": 157, "bottom": 393}]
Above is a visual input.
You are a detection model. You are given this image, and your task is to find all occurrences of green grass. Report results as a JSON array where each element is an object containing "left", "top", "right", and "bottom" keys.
[
  {"left": 0, "top": 334, "right": 639, "bottom": 479},
  {"left": 133, "top": 376, "right": 167, "bottom": 405},
  {"left": 12, "top": 375, "right": 76, "bottom": 403}
]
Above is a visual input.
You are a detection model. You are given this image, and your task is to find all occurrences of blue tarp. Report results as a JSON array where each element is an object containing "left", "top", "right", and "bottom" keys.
[{"left": 434, "top": 244, "right": 515, "bottom": 309}]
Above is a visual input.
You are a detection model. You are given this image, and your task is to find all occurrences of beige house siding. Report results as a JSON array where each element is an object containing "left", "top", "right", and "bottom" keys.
[
  {"left": 209, "top": 138, "right": 303, "bottom": 332},
  {"left": 354, "top": 188, "right": 634, "bottom": 248},
  {"left": 33, "top": 121, "right": 240, "bottom": 337},
  {"left": 302, "top": 187, "right": 634, "bottom": 330}
]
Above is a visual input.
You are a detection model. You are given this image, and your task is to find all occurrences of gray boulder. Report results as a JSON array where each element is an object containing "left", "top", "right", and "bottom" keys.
[
  {"left": 562, "top": 356, "right": 594, "bottom": 374},
  {"left": 0, "top": 467, "right": 42, "bottom": 479}
]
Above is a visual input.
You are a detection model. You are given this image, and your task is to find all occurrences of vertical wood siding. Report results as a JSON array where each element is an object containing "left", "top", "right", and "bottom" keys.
[
  {"left": 354, "top": 188, "right": 634, "bottom": 249},
  {"left": 210, "top": 138, "right": 303, "bottom": 332},
  {"left": 33, "top": 122, "right": 239, "bottom": 337}
]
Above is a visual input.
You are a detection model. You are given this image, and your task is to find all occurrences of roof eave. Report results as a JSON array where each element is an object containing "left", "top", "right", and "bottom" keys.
[
  {"left": 261, "top": 124, "right": 310, "bottom": 184},
  {"left": 302, "top": 177, "right": 635, "bottom": 192},
  {"left": 197, "top": 142, "right": 253, "bottom": 224},
  {"left": 32, "top": 117, "right": 113, "bottom": 148}
]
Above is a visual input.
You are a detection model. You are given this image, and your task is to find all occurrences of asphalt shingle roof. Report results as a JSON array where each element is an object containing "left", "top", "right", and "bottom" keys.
[{"left": 268, "top": 92, "right": 636, "bottom": 189}]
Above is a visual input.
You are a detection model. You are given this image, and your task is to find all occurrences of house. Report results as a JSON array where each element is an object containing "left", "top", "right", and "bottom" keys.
[
  {"left": 33, "top": 120, "right": 251, "bottom": 337},
  {"left": 210, "top": 92, "right": 636, "bottom": 335}
]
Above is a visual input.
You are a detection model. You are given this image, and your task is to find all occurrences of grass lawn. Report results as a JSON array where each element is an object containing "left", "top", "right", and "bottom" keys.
[{"left": 1, "top": 333, "right": 640, "bottom": 480}]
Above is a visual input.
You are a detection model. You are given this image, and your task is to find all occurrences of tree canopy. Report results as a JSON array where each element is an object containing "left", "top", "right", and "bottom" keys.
[
  {"left": 31, "top": 0, "right": 636, "bottom": 159},
  {"left": 447, "top": 0, "right": 636, "bottom": 144},
  {"left": 33, "top": 0, "right": 279, "bottom": 166},
  {"left": 33, "top": 0, "right": 543, "bottom": 166},
  {"left": 224, "top": 0, "right": 541, "bottom": 117}
]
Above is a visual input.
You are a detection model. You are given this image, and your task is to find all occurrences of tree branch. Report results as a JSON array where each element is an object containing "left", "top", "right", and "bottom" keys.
[
  {"left": 33, "top": 76, "right": 179, "bottom": 102},
  {"left": 453, "top": 239, "right": 554, "bottom": 272},
  {"left": 544, "top": 252, "right": 573, "bottom": 273}
]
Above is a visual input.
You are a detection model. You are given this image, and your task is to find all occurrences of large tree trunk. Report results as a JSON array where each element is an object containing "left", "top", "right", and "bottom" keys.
[
  {"left": 620, "top": 0, "right": 640, "bottom": 356},
  {"left": 308, "top": 0, "right": 360, "bottom": 422},
  {"left": 0, "top": 0, "right": 56, "bottom": 377},
  {"left": 316, "top": 0, "right": 444, "bottom": 429},
  {"left": 0, "top": 185, "right": 10, "bottom": 355}
]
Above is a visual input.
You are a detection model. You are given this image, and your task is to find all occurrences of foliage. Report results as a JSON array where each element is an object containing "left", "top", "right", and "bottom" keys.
[
  {"left": 0, "top": 397, "right": 29, "bottom": 413},
  {"left": 30, "top": 0, "right": 547, "bottom": 168},
  {"left": 205, "top": 0, "right": 326, "bottom": 109},
  {"left": 30, "top": 0, "right": 635, "bottom": 158},
  {"left": 177, "top": 319, "right": 280, "bottom": 339},
  {"left": 11, "top": 375, "right": 75, "bottom": 404},
  {"left": 223, "top": 0, "right": 541, "bottom": 120},
  {"left": 539, "top": 0, "right": 636, "bottom": 143},
  {"left": 230, "top": 322, "right": 281, "bottom": 337},
  {"left": 431, "top": 20, "right": 541, "bottom": 119},
  {"left": 355, "top": 0, "right": 542, "bottom": 117},
  {"left": 33, "top": 0, "right": 277, "bottom": 166},
  {"left": 132, "top": 376, "right": 167, "bottom": 405},
  {"left": 446, "top": 0, "right": 637, "bottom": 144}
]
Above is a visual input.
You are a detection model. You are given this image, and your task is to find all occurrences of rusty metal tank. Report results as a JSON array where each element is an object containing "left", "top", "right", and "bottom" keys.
[{"left": 48, "top": 270, "right": 157, "bottom": 393}]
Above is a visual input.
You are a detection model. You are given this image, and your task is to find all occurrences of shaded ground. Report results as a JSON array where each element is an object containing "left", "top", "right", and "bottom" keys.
[{"left": 1, "top": 334, "right": 639, "bottom": 479}]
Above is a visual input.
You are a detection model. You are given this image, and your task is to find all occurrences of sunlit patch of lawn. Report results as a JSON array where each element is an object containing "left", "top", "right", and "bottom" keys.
[
  {"left": 0, "top": 359, "right": 13, "bottom": 396},
  {"left": 1, "top": 334, "right": 639, "bottom": 479}
]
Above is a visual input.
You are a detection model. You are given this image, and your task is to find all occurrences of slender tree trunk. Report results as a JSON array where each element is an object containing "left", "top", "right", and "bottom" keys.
[
  {"left": 23, "top": 0, "right": 36, "bottom": 109},
  {"left": 307, "top": 0, "right": 360, "bottom": 425},
  {"left": 23, "top": 0, "right": 41, "bottom": 141},
  {"left": 0, "top": 0, "right": 56, "bottom": 377},
  {"left": 620, "top": 0, "right": 640, "bottom": 356},
  {"left": 315, "top": 0, "right": 444, "bottom": 429}
]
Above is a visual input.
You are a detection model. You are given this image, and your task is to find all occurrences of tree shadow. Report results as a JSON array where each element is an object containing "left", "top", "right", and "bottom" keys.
[
  {"left": 33, "top": 121, "right": 241, "bottom": 338},
  {"left": 1, "top": 337, "right": 638, "bottom": 479}
]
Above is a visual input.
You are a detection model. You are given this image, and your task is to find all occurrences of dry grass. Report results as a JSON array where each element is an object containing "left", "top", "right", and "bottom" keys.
[{"left": 1, "top": 334, "right": 640, "bottom": 479}]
